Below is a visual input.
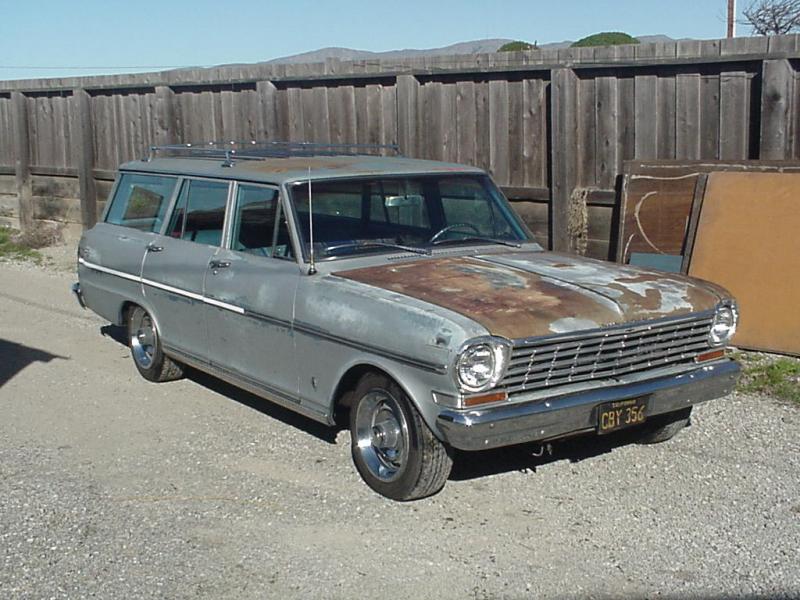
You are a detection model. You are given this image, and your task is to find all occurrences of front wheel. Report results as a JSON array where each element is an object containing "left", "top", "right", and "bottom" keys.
[
  {"left": 636, "top": 407, "right": 692, "bottom": 444},
  {"left": 127, "top": 305, "right": 183, "bottom": 382},
  {"left": 350, "top": 373, "right": 452, "bottom": 501}
]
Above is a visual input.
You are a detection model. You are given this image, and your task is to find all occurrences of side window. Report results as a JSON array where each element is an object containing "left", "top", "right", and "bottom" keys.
[
  {"left": 167, "top": 179, "right": 229, "bottom": 247},
  {"left": 439, "top": 178, "right": 509, "bottom": 238},
  {"left": 231, "top": 185, "right": 293, "bottom": 259},
  {"left": 105, "top": 173, "right": 177, "bottom": 232}
]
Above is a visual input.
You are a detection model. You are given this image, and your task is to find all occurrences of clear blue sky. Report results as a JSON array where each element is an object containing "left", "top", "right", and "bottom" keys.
[{"left": 1, "top": 0, "right": 749, "bottom": 81}]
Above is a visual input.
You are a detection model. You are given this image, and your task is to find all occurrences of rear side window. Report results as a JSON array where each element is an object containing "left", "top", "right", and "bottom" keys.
[
  {"left": 105, "top": 173, "right": 177, "bottom": 232},
  {"left": 167, "top": 179, "right": 229, "bottom": 247}
]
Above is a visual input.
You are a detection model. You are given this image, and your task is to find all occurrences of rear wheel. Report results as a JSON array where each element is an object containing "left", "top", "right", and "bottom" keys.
[
  {"left": 127, "top": 305, "right": 183, "bottom": 382},
  {"left": 637, "top": 407, "right": 692, "bottom": 444},
  {"left": 350, "top": 373, "right": 452, "bottom": 501}
]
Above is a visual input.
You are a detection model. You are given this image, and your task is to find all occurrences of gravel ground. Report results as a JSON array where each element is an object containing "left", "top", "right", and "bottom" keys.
[{"left": 0, "top": 259, "right": 798, "bottom": 599}]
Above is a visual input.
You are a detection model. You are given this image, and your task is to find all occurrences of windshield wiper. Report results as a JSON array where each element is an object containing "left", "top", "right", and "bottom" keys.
[
  {"left": 431, "top": 236, "right": 523, "bottom": 249},
  {"left": 323, "top": 241, "right": 432, "bottom": 256}
]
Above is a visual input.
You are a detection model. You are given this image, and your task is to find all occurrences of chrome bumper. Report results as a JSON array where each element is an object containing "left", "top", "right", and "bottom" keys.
[
  {"left": 71, "top": 282, "right": 87, "bottom": 309},
  {"left": 436, "top": 359, "right": 740, "bottom": 451}
]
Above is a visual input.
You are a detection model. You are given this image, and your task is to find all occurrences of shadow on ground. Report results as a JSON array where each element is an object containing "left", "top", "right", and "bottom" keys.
[
  {"left": 0, "top": 338, "right": 67, "bottom": 388},
  {"left": 449, "top": 427, "right": 655, "bottom": 481},
  {"left": 101, "top": 324, "right": 338, "bottom": 444}
]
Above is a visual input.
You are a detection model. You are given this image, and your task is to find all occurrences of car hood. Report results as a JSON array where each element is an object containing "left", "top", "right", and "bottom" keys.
[{"left": 333, "top": 251, "right": 724, "bottom": 339}]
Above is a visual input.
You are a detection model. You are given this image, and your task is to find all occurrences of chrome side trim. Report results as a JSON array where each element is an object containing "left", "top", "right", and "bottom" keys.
[
  {"left": 78, "top": 257, "right": 141, "bottom": 283},
  {"left": 437, "top": 359, "right": 741, "bottom": 451},
  {"left": 80, "top": 257, "right": 447, "bottom": 374},
  {"left": 79, "top": 257, "right": 244, "bottom": 314}
]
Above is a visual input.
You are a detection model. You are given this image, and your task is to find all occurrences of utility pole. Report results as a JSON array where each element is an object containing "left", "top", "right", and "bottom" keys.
[{"left": 727, "top": 0, "right": 736, "bottom": 38}]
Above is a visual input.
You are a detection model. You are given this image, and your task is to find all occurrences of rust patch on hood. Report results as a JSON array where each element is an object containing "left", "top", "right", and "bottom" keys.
[{"left": 334, "top": 254, "right": 722, "bottom": 339}]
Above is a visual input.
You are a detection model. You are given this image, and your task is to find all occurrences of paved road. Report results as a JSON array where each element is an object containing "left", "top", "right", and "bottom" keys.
[{"left": 1, "top": 262, "right": 798, "bottom": 599}]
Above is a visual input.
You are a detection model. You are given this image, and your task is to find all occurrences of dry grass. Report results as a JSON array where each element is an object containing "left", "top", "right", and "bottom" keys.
[{"left": 11, "top": 222, "right": 63, "bottom": 249}]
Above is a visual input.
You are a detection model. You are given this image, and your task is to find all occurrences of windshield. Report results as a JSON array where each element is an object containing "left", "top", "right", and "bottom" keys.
[{"left": 289, "top": 174, "right": 532, "bottom": 259}]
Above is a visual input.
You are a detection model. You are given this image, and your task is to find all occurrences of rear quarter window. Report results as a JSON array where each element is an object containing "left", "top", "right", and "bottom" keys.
[{"left": 105, "top": 173, "right": 178, "bottom": 232}]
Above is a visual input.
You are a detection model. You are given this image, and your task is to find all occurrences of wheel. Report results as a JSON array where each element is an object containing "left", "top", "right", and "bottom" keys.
[
  {"left": 636, "top": 407, "right": 692, "bottom": 444},
  {"left": 127, "top": 305, "right": 183, "bottom": 382},
  {"left": 350, "top": 373, "right": 452, "bottom": 501}
]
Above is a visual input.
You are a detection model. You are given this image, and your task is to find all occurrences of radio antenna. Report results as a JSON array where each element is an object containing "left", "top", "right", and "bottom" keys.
[{"left": 307, "top": 167, "right": 317, "bottom": 275}]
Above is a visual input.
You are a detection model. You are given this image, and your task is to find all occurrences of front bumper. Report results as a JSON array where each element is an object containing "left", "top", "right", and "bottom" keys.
[{"left": 436, "top": 359, "right": 740, "bottom": 451}]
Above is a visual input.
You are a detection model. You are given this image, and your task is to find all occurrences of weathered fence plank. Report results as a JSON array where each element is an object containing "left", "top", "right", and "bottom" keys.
[
  {"left": 550, "top": 68, "right": 579, "bottom": 252},
  {"left": 11, "top": 91, "right": 33, "bottom": 230},
  {"left": 71, "top": 89, "right": 97, "bottom": 229},
  {"left": 760, "top": 59, "right": 794, "bottom": 159}
]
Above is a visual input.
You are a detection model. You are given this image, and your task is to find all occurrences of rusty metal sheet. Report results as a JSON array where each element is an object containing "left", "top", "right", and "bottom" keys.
[
  {"left": 336, "top": 254, "right": 721, "bottom": 339},
  {"left": 688, "top": 172, "right": 800, "bottom": 356}
]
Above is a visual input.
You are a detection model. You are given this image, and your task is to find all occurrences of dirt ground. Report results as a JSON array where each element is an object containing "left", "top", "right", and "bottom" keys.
[{"left": 1, "top": 256, "right": 798, "bottom": 599}]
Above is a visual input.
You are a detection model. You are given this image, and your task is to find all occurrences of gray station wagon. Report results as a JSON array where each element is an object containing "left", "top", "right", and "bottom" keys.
[{"left": 73, "top": 142, "right": 741, "bottom": 500}]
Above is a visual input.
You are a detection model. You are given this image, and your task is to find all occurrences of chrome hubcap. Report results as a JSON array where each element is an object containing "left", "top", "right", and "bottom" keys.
[
  {"left": 130, "top": 310, "right": 156, "bottom": 369},
  {"left": 354, "top": 391, "right": 409, "bottom": 482}
]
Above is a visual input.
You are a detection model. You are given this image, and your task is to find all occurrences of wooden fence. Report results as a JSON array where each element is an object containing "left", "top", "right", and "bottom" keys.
[{"left": 1, "top": 33, "right": 799, "bottom": 258}]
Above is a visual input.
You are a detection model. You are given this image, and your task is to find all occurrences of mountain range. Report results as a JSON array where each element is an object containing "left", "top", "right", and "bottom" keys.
[{"left": 265, "top": 35, "right": 679, "bottom": 64}]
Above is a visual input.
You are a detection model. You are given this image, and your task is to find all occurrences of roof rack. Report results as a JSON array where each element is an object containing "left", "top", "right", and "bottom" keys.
[{"left": 144, "top": 140, "right": 401, "bottom": 165}]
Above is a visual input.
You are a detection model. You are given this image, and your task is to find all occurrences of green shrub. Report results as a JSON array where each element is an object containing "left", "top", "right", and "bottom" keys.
[
  {"left": 498, "top": 41, "right": 537, "bottom": 52},
  {"left": 571, "top": 32, "right": 639, "bottom": 48}
]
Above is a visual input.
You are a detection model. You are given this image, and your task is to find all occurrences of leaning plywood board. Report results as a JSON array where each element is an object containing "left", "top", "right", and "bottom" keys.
[{"left": 688, "top": 172, "right": 800, "bottom": 356}]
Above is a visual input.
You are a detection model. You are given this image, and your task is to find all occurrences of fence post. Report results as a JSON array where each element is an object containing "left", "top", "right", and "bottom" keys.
[
  {"left": 550, "top": 68, "right": 580, "bottom": 252},
  {"left": 154, "top": 85, "right": 178, "bottom": 145},
  {"left": 759, "top": 59, "right": 793, "bottom": 159},
  {"left": 11, "top": 91, "right": 33, "bottom": 231},
  {"left": 396, "top": 74, "right": 420, "bottom": 156},
  {"left": 71, "top": 88, "right": 98, "bottom": 229}
]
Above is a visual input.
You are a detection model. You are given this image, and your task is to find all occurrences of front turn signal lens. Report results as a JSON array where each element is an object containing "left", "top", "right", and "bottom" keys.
[{"left": 463, "top": 391, "right": 508, "bottom": 408}]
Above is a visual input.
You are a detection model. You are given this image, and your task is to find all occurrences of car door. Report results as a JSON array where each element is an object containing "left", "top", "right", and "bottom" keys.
[
  {"left": 140, "top": 177, "right": 231, "bottom": 362},
  {"left": 203, "top": 183, "right": 304, "bottom": 410},
  {"left": 78, "top": 172, "right": 179, "bottom": 324}
]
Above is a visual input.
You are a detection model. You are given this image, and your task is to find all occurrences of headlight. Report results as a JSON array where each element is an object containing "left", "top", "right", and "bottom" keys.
[
  {"left": 455, "top": 338, "right": 511, "bottom": 393},
  {"left": 709, "top": 303, "right": 738, "bottom": 346}
]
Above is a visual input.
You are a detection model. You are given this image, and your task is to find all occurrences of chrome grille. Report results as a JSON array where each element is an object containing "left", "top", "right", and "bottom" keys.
[{"left": 501, "top": 312, "right": 714, "bottom": 396}]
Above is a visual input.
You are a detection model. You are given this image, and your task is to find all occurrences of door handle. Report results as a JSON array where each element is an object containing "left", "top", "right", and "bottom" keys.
[
  {"left": 146, "top": 243, "right": 164, "bottom": 253},
  {"left": 209, "top": 260, "right": 231, "bottom": 269}
]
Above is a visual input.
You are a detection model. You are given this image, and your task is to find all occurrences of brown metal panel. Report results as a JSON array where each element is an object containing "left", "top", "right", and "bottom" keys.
[{"left": 688, "top": 172, "right": 800, "bottom": 355}]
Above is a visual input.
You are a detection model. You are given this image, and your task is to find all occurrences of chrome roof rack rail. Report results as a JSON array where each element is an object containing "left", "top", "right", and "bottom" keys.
[{"left": 144, "top": 140, "right": 401, "bottom": 164}]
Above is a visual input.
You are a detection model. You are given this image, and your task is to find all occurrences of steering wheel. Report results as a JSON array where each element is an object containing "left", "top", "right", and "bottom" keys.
[{"left": 427, "top": 223, "right": 481, "bottom": 244}]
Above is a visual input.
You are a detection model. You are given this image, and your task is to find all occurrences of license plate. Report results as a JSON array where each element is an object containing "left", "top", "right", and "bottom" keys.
[{"left": 597, "top": 397, "right": 647, "bottom": 434}]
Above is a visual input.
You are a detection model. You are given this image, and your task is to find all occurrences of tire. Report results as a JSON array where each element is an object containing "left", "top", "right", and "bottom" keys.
[
  {"left": 127, "top": 305, "right": 183, "bottom": 383},
  {"left": 349, "top": 372, "right": 452, "bottom": 501},
  {"left": 636, "top": 407, "right": 692, "bottom": 444}
]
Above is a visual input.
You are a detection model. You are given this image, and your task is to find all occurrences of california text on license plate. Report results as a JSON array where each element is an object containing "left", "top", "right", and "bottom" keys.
[{"left": 597, "top": 397, "right": 647, "bottom": 434}]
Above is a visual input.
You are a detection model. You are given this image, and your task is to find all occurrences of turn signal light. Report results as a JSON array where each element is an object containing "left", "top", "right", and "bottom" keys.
[
  {"left": 696, "top": 349, "right": 726, "bottom": 363},
  {"left": 463, "top": 391, "right": 508, "bottom": 407}
]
